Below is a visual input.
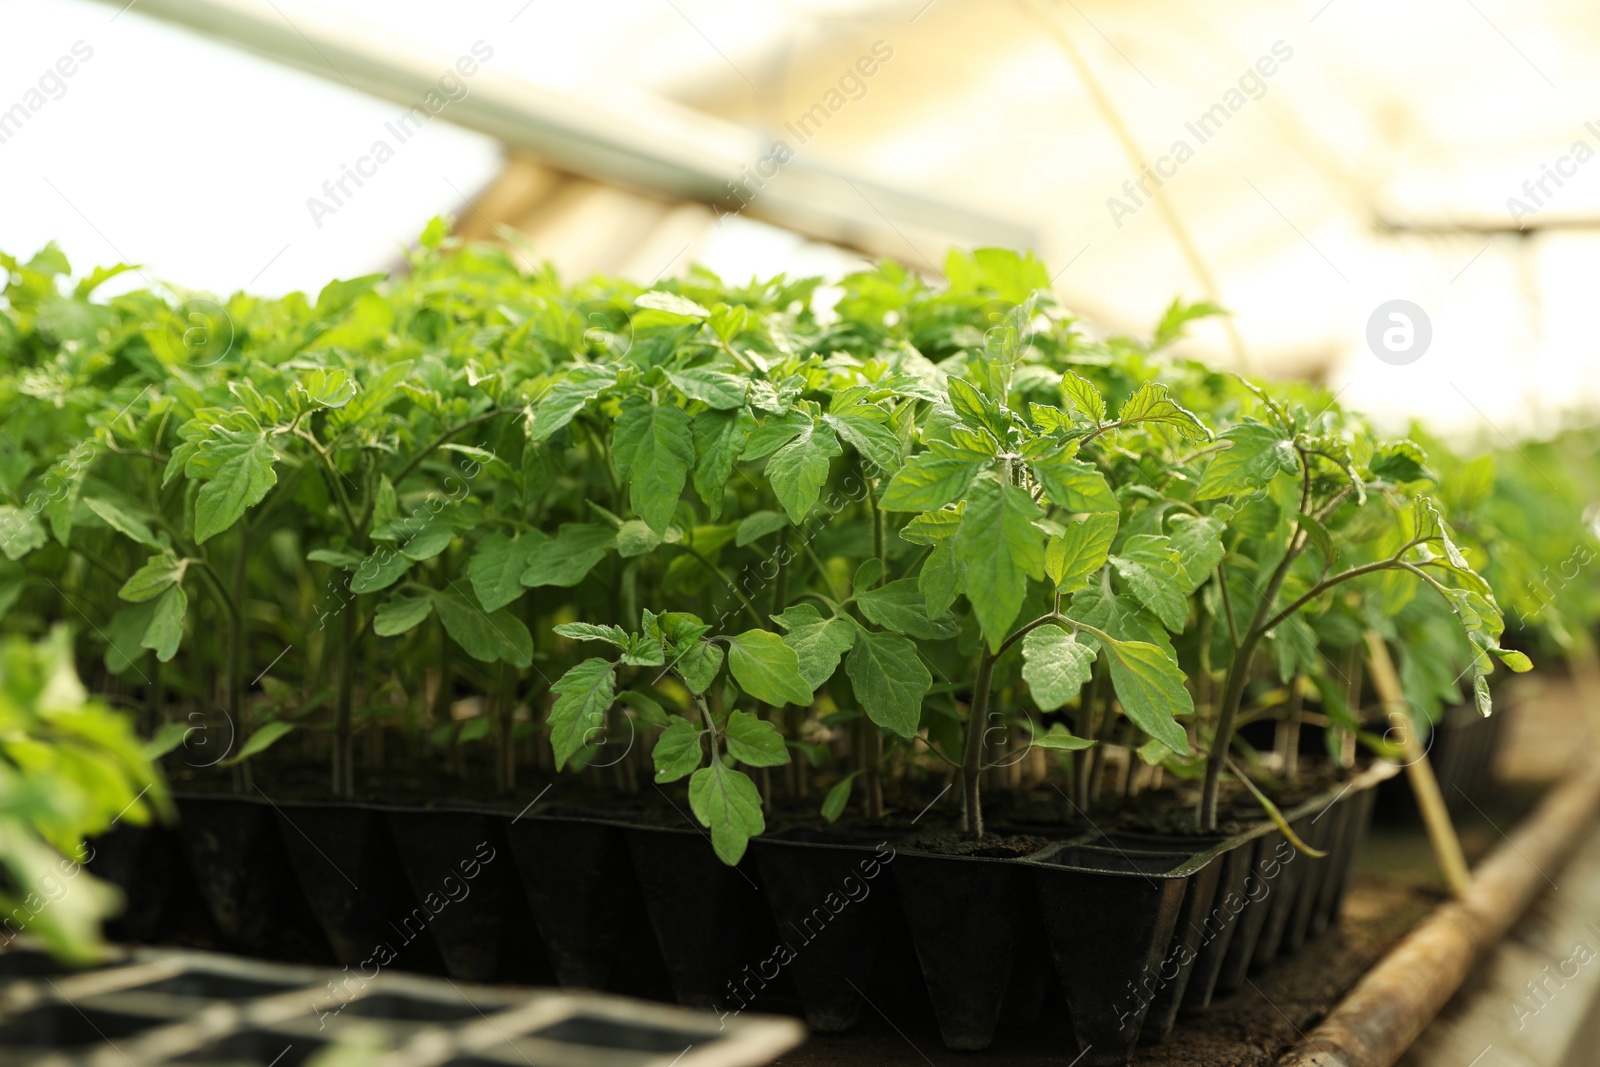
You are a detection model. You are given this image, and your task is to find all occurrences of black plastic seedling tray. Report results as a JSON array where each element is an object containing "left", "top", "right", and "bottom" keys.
[
  {"left": 90, "top": 762, "right": 1398, "bottom": 1066},
  {"left": 0, "top": 943, "right": 803, "bottom": 1067}
]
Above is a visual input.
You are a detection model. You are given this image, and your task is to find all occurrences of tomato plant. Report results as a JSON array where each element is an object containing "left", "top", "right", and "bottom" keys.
[{"left": 3, "top": 228, "right": 1590, "bottom": 869}]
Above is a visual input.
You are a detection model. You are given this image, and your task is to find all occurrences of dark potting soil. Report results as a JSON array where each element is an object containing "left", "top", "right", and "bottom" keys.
[{"left": 165, "top": 752, "right": 1368, "bottom": 854}]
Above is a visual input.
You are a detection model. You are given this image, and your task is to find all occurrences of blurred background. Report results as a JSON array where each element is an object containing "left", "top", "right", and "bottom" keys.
[{"left": 3, "top": 0, "right": 1596, "bottom": 438}]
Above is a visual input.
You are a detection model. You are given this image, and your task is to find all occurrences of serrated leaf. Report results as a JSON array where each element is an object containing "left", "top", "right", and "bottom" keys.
[
  {"left": 636, "top": 290, "right": 711, "bottom": 319},
  {"left": 119, "top": 551, "right": 187, "bottom": 603},
  {"left": 724, "top": 709, "right": 790, "bottom": 767},
  {"left": 520, "top": 524, "right": 615, "bottom": 587},
  {"left": 188, "top": 427, "right": 277, "bottom": 543},
  {"left": 899, "top": 507, "right": 963, "bottom": 546},
  {"left": 432, "top": 592, "right": 533, "bottom": 667},
  {"left": 958, "top": 477, "right": 1046, "bottom": 651},
  {"left": 1045, "top": 512, "right": 1117, "bottom": 593},
  {"left": 856, "top": 579, "right": 958, "bottom": 639},
  {"left": 1110, "top": 537, "right": 1188, "bottom": 632},
  {"left": 879, "top": 452, "right": 985, "bottom": 512},
  {"left": 669, "top": 368, "right": 748, "bottom": 409},
  {"left": 920, "top": 537, "right": 964, "bottom": 617},
  {"left": 845, "top": 626, "right": 929, "bottom": 738},
  {"left": 350, "top": 548, "right": 411, "bottom": 594},
  {"left": 612, "top": 393, "right": 695, "bottom": 533},
  {"left": 467, "top": 532, "right": 540, "bottom": 612},
  {"left": 549, "top": 658, "right": 617, "bottom": 770},
  {"left": 1060, "top": 371, "right": 1106, "bottom": 424},
  {"left": 553, "top": 622, "right": 631, "bottom": 647},
  {"left": 1099, "top": 635, "right": 1192, "bottom": 754},
  {"left": 85, "top": 498, "right": 163, "bottom": 549},
  {"left": 374, "top": 596, "right": 433, "bottom": 636},
  {"left": 947, "top": 377, "right": 1010, "bottom": 442},
  {"left": 1196, "top": 424, "right": 1299, "bottom": 500},
  {"left": 528, "top": 368, "right": 616, "bottom": 442},
  {"left": 652, "top": 719, "right": 703, "bottom": 783},
  {"left": 689, "top": 764, "right": 763, "bottom": 865},
  {"left": 676, "top": 640, "right": 725, "bottom": 695},
  {"left": 1030, "top": 451, "right": 1117, "bottom": 513},
  {"left": 142, "top": 584, "right": 187, "bottom": 662},
  {"left": 726, "top": 630, "right": 813, "bottom": 706},
  {"left": 1022, "top": 625, "right": 1096, "bottom": 711},
  {"left": 692, "top": 407, "right": 755, "bottom": 518},
  {"left": 774, "top": 605, "right": 857, "bottom": 688},
  {"left": 1167, "top": 515, "right": 1225, "bottom": 594},
  {"left": 825, "top": 411, "right": 902, "bottom": 474},
  {"left": 1116, "top": 382, "right": 1211, "bottom": 441},
  {"left": 767, "top": 419, "right": 841, "bottom": 523}
]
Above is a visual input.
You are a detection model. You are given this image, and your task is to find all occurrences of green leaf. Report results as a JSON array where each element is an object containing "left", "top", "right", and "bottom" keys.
[
  {"left": 652, "top": 719, "right": 704, "bottom": 783},
  {"left": 1030, "top": 451, "right": 1118, "bottom": 513},
  {"left": 1021, "top": 625, "right": 1096, "bottom": 711},
  {"left": 879, "top": 452, "right": 984, "bottom": 512},
  {"left": 689, "top": 764, "right": 764, "bottom": 865},
  {"left": 612, "top": 393, "right": 695, "bottom": 533},
  {"left": 619, "top": 690, "right": 670, "bottom": 728},
  {"left": 1099, "top": 636, "right": 1192, "bottom": 754},
  {"left": 947, "top": 377, "right": 1011, "bottom": 442},
  {"left": 726, "top": 630, "right": 814, "bottom": 707},
  {"left": 1493, "top": 648, "right": 1533, "bottom": 673},
  {"left": 119, "top": 551, "right": 187, "bottom": 603},
  {"left": 219, "top": 721, "right": 296, "bottom": 766},
  {"left": 1152, "top": 298, "right": 1225, "bottom": 350},
  {"left": 920, "top": 537, "right": 964, "bottom": 617},
  {"left": 636, "top": 290, "right": 711, "bottom": 319},
  {"left": 856, "top": 578, "right": 958, "bottom": 639},
  {"left": 467, "top": 533, "right": 539, "bottom": 612},
  {"left": 0, "top": 506, "right": 48, "bottom": 560},
  {"left": 1110, "top": 535, "right": 1189, "bottom": 632},
  {"left": 766, "top": 419, "right": 841, "bottom": 523},
  {"left": 1032, "top": 724, "right": 1097, "bottom": 752},
  {"left": 1045, "top": 512, "right": 1117, "bottom": 593},
  {"left": 822, "top": 771, "right": 860, "bottom": 823},
  {"left": 853, "top": 558, "right": 885, "bottom": 592},
  {"left": 1197, "top": 423, "right": 1299, "bottom": 500},
  {"left": 188, "top": 427, "right": 277, "bottom": 543},
  {"left": 736, "top": 510, "right": 789, "bottom": 547},
  {"left": 669, "top": 368, "right": 748, "bottom": 410},
  {"left": 143, "top": 721, "right": 189, "bottom": 760},
  {"left": 432, "top": 592, "right": 533, "bottom": 667},
  {"left": 692, "top": 408, "right": 755, "bottom": 518},
  {"left": 844, "top": 626, "right": 930, "bottom": 738},
  {"left": 899, "top": 507, "right": 963, "bottom": 545},
  {"left": 85, "top": 498, "right": 163, "bottom": 549},
  {"left": 350, "top": 548, "right": 411, "bottom": 594},
  {"left": 1166, "top": 515, "right": 1225, "bottom": 593},
  {"left": 1370, "top": 440, "right": 1432, "bottom": 484},
  {"left": 1060, "top": 370, "right": 1106, "bottom": 424},
  {"left": 297, "top": 368, "right": 357, "bottom": 409},
  {"left": 528, "top": 367, "right": 616, "bottom": 442},
  {"left": 553, "top": 622, "right": 631, "bottom": 647},
  {"left": 398, "top": 515, "right": 457, "bottom": 561},
  {"left": 615, "top": 519, "right": 662, "bottom": 558},
  {"left": 548, "top": 658, "right": 617, "bottom": 770},
  {"left": 1115, "top": 382, "right": 1211, "bottom": 441},
  {"left": 676, "top": 640, "right": 725, "bottom": 695},
  {"left": 825, "top": 411, "right": 902, "bottom": 474},
  {"left": 520, "top": 524, "right": 615, "bottom": 587},
  {"left": 374, "top": 595, "right": 434, "bottom": 636},
  {"left": 774, "top": 604, "right": 858, "bottom": 688},
  {"left": 142, "top": 584, "right": 187, "bottom": 662},
  {"left": 957, "top": 476, "right": 1045, "bottom": 651},
  {"left": 724, "top": 709, "right": 790, "bottom": 767}
]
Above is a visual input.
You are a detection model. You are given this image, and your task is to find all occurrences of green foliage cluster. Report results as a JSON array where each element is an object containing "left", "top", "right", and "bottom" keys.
[{"left": 1, "top": 227, "right": 1593, "bottom": 866}]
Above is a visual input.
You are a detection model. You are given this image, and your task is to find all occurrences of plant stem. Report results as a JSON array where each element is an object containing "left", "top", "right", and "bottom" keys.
[
  {"left": 333, "top": 595, "right": 357, "bottom": 799},
  {"left": 961, "top": 647, "right": 997, "bottom": 838}
]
